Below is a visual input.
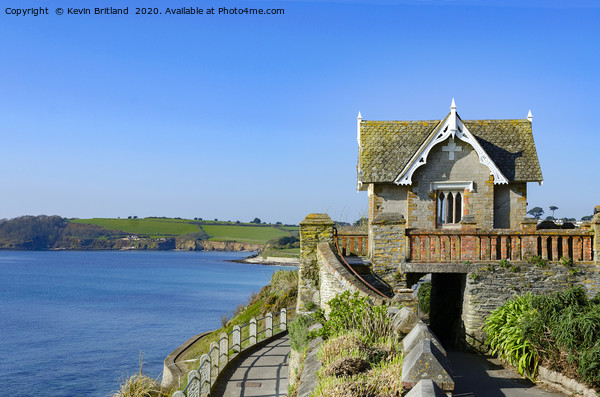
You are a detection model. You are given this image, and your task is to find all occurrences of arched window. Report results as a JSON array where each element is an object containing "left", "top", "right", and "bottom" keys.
[
  {"left": 437, "top": 190, "right": 463, "bottom": 226},
  {"left": 431, "top": 181, "right": 472, "bottom": 227}
]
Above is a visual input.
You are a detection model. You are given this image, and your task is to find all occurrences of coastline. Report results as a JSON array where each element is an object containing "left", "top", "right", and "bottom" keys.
[{"left": 234, "top": 253, "right": 299, "bottom": 266}]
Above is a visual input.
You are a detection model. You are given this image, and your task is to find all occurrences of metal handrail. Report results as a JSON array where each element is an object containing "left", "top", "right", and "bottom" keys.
[{"left": 333, "top": 227, "right": 389, "bottom": 299}]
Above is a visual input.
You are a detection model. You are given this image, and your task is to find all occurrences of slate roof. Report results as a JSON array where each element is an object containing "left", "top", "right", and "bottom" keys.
[{"left": 358, "top": 115, "right": 543, "bottom": 184}]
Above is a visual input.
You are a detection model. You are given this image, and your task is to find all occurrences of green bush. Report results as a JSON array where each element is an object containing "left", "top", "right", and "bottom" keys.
[
  {"left": 314, "top": 291, "right": 393, "bottom": 343},
  {"left": 485, "top": 286, "right": 600, "bottom": 388},
  {"left": 289, "top": 314, "right": 316, "bottom": 352},
  {"left": 484, "top": 293, "right": 538, "bottom": 380},
  {"left": 417, "top": 282, "right": 431, "bottom": 314}
]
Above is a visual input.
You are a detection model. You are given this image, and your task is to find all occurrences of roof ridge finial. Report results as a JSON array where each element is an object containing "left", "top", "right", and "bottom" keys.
[
  {"left": 449, "top": 98, "right": 457, "bottom": 138},
  {"left": 357, "top": 111, "right": 362, "bottom": 146},
  {"left": 527, "top": 109, "right": 533, "bottom": 122}
]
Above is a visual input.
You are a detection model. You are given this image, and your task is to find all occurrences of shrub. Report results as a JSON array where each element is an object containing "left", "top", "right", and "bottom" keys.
[
  {"left": 484, "top": 293, "right": 539, "bottom": 380},
  {"left": 528, "top": 255, "right": 548, "bottom": 268},
  {"left": 486, "top": 286, "right": 600, "bottom": 388},
  {"left": 560, "top": 256, "right": 573, "bottom": 267},
  {"left": 499, "top": 259, "right": 510, "bottom": 268},
  {"left": 417, "top": 282, "right": 431, "bottom": 314},
  {"left": 288, "top": 314, "right": 316, "bottom": 352},
  {"left": 314, "top": 291, "right": 393, "bottom": 343}
]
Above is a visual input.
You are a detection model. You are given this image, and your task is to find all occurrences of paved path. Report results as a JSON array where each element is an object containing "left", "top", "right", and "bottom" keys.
[
  {"left": 211, "top": 333, "right": 565, "bottom": 397},
  {"left": 448, "top": 350, "right": 564, "bottom": 397},
  {"left": 212, "top": 334, "right": 289, "bottom": 397}
]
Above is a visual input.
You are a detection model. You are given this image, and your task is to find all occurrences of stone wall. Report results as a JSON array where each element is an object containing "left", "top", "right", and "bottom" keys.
[
  {"left": 370, "top": 212, "right": 407, "bottom": 285},
  {"left": 317, "top": 242, "right": 388, "bottom": 313},
  {"left": 409, "top": 137, "right": 494, "bottom": 229},
  {"left": 297, "top": 214, "right": 335, "bottom": 314},
  {"left": 493, "top": 182, "right": 527, "bottom": 229},
  {"left": 462, "top": 262, "right": 600, "bottom": 350}
]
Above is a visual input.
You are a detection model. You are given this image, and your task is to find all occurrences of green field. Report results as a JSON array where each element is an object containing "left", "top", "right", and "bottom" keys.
[
  {"left": 70, "top": 218, "right": 299, "bottom": 244},
  {"left": 201, "top": 224, "right": 293, "bottom": 244},
  {"left": 70, "top": 218, "right": 200, "bottom": 236}
]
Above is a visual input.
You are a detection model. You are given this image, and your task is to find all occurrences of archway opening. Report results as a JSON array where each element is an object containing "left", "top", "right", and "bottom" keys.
[{"left": 429, "top": 273, "right": 466, "bottom": 348}]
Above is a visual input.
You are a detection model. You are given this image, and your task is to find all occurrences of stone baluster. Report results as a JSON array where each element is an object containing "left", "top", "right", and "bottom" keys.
[
  {"left": 551, "top": 236, "right": 559, "bottom": 261},
  {"left": 249, "top": 318, "right": 257, "bottom": 345},
  {"left": 232, "top": 325, "right": 241, "bottom": 353},
  {"left": 490, "top": 237, "right": 497, "bottom": 260},
  {"left": 266, "top": 313, "right": 273, "bottom": 338},
  {"left": 562, "top": 236, "right": 570, "bottom": 259},
  {"left": 420, "top": 236, "right": 427, "bottom": 261},
  {"left": 280, "top": 308, "right": 287, "bottom": 331},
  {"left": 187, "top": 370, "right": 201, "bottom": 397},
  {"left": 209, "top": 342, "right": 219, "bottom": 384},
  {"left": 500, "top": 236, "right": 508, "bottom": 260},
  {"left": 199, "top": 354, "right": 210, "bottom": 395},
  {"left": 219, "top": 333, "right": 228, "bottom": 368},
  {"left": 511, "top": 236, "right": 520, "bottom": 261},
  {"left": 541, "top": 236, "right": 548, "bottom": 260}
]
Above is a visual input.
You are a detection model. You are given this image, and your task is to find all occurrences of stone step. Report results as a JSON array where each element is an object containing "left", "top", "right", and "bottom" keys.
[{"left": 344, "top": 256, "right": 372, "bottom": 275}]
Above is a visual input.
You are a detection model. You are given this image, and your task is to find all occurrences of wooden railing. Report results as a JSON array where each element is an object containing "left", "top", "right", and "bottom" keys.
[
  {"left": 334, "top": 232, "right": 368, "bottom": 256},
  {"left": 406, "top": 229, "right": 594, "bottom": 263}
]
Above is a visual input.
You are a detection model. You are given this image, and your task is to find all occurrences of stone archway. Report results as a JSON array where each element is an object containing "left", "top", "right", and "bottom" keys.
[{"left": 429, "top": 273, "right": 466, "bottom": 348}]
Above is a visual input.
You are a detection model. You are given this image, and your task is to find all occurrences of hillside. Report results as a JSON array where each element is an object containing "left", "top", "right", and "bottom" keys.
[{"left": 0, "top": 216, "right": 299, "bottom": 252}]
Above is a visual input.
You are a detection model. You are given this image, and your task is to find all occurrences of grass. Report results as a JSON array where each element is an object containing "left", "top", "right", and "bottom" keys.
[
  {"left": 70, "top": 218, "right": 300, "bottom": 245},
  {"left": 183, "top": 270, "right": 298, "bottom": 372},
  {"left": 70, "top": 218, "right": 200, "bottom": 236},
  {"left": 112, "top": 354, "right": 171, "bottom": 397},
  {"left": 261, "top": 247, "right": 300, "bottom": 258},
  {"left": 202, "top": 224, "right": 293, "bottom": 244}
]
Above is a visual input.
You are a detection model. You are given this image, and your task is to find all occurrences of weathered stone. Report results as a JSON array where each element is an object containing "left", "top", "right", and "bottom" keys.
[
  {"left": 297, "top": 214, "right": 335, "bottom": 315},
  {"left": 317, "top": 242, "right": 389, "bottom": 313},
  {"left": 403, "top": 322, "right": 446, "bottom": 356},
  {"left": 370, "top": 212, "right": 407, "bottom": 285},
  {"left": 405, "top": 379, "right": 447, "bottom": 397},
  {"left": 297, "top": 336, "right": 323, "bottom": 397},
  {"left": 389, "top": 306, "right": 420, "bottom": 334},
  {"left": 402, "top": 339, "right": 453, "bottom": 391}
]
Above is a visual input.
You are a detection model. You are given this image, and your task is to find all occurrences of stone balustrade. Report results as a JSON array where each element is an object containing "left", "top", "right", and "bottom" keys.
[
  {"left": 334, "top": 232, "right": 368, "bottom": 256},
  {"left": 406, "top": 228, "right": 594, "bottom": 263}
]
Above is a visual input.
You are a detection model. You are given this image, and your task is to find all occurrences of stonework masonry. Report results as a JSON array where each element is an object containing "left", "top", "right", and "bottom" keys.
[
  {"left": 409, "top": 139, "right": 493, "bottom": 229},
  {"left": 297, "top": 214, "right": 335, "bottom": 314},
  {"left": 462, "top": 262, "right": 600, "bottom": 350},
  {"left": 317, "top": 242, "right": 387, "bottom": 313},
  {"left": 371, "top": 212, "right": 407, "bottom": 285}
]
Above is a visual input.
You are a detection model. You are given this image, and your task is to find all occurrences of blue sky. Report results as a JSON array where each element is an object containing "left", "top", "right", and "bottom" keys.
[{"left": 1, "top": 0, "right": 598, "bottom": 224}]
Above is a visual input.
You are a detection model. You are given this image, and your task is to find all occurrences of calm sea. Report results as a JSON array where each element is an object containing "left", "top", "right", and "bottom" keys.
[{"left": 0, "top": 251, "right": 294, "bottom": 396}]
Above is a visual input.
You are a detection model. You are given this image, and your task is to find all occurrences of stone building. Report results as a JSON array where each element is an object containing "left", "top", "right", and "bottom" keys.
[
  {"left": 297, "top": 100, "right": 599, "bottom": 351},
  {"left": 358, "top": 99, "right": 542, "bottom": 237}
]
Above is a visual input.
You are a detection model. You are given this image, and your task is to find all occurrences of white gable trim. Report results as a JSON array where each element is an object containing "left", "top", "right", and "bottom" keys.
[{"left": 394, "top": 103, "right": 508, "bottom": 186}]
